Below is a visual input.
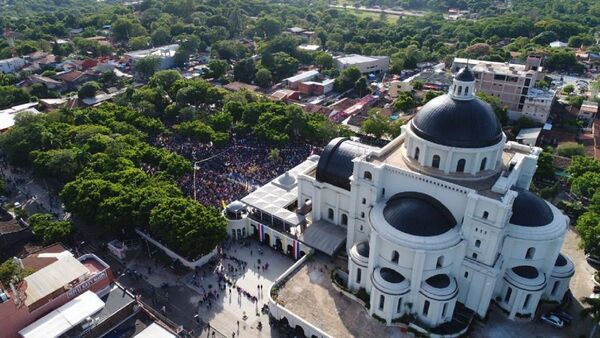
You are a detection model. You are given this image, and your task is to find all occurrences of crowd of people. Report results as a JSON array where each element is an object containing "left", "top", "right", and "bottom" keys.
[{"left": 155, "top": 136, "right": 317, "bottom": 208}]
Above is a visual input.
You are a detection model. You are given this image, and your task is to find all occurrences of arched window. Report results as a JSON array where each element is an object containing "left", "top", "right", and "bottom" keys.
[
  {"left": 379, "top": 295, "right": 385, "bottom": 310},
  {"left": 432, "top": 155, "right": 441, "bottom": 169},
  {"left": 414, "top": 147, "right": 420, "bottom": 160},
  {"left": 442, "top": 303, "right": 448, "bottom": 317},
  {"left": 457, "top": 86, "right": 463, "bottom": 95},
  {"left": 328, "top": 208, "right": 334, "bottom": 220},
  {"left": 475, "top": 239, "right": 481, "bottom": 248},
  {"left": 364, "top": 171, "right": 372, "bottom": 180},
  {"left": 525, "top": 247, "right": 535, "bottom": 259},
  {"left": 360, "top": 212, "right": 365, "bottom": 218},
  {"left": 396, "top": 298, "right": 403, "bottom": 313},
  {"left": 480, "top": 157, "right": 487, "bottom": 171},
  {"left": 356, "top": 268, "right": 361, "bottom": 283},
  {"left": 465, "top": 86, "right": 469, "bottom": 95},
  {"left": 341, "top": 214, "right": 348, "bottom": 226},
  {"left": 391, "top": 250, "right": 399, "bottom": 264},
  {"left": 523, "top": 294, "right": 531, "bottom": 309},
  {"left": 362, "top": 198, "right": 366, "bottom": 205},
  {"left": 482, "top": 211, "right": 489, "bottom": 219},
  {"left": 504, "top": 287, "right": 512, "bottom": 303},
  {"left": 551, "top": 281, "right": 559, "bottom": 295},
  {"left": 456, "top": 159, "right": 466, "bottom": 172},
  {"left": 436, "top": 256, "right": 444, "bottom": 268},
  {"left": 423, "top": 300, "right": 430, "bottom": 316}
]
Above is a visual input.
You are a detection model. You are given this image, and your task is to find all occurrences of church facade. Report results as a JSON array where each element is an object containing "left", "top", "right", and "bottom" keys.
[
  {"left": 296, "top": 67, "right": 573, "bottom": 327},
  {"left": 225, "top": 67, "right": 574, "bottom": 330}
]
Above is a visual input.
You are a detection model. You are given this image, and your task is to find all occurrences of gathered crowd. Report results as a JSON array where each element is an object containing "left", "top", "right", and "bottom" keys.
[{"left": 155, "top": 136, "right": 317, "bottom": 208}]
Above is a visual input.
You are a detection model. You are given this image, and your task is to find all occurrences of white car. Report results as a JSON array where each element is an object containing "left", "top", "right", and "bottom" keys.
[
  {"left": 14, "top": 202, "right": 22, "bottom": 209},
  {"left": 541, "top": 314, "right": 564, "bottom": 328},
  {"left": 586, "top": 254, "right": 600, "bottom": 265}
]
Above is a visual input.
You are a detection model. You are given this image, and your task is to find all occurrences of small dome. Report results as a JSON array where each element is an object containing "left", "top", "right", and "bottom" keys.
[
  {"left": 426, "top": 274, "right": 451, "bottom": 288},
  {"left": 411, "top": 95, "right": 502, "bottom": 148},
  {"left": 356, "top": 241, "right": 369, "bottom": 258},
  {"left": 277, "top": 171, "right": 296, "bottom": 187},
  {"left": 555, "top": 254, "right": 567, "bottom": 267},
  {"left": 226, "top": 200, "right": 245, "bottom": 213},
  {"left": 510, "top": 190, "right": 554, "bottom": 227},
  {"left": 316, "top": 137, "right": 374, "bottom": 190},
  {"left": 380, "top": 267, "right": 405, "bottom": 283},
  {"left": 455, "top": 66, "right": 475, "bottom": 82},
  {"left": 383, "top": 192, "right": 456, "bottom": 236},
  {"left": 512, "top": 265, "right": 539, "bottom": 279}
]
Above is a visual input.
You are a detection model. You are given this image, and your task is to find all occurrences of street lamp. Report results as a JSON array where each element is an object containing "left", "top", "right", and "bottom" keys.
[{"left": 193, "top": 161, "right": 200, "bottom": 201}]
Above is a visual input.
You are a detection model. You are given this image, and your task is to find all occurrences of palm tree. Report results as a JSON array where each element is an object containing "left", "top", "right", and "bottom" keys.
[{"left": 581, "top": 296, "right": 600, "bottom": 338}]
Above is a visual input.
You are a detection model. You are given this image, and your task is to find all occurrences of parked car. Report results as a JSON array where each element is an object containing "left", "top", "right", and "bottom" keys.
[
  {"left": 551, "top": 311, "right": 572, "bottom": 325},
  {"left": 586, "top": 254, "right": 600, "bottom": 265},
  {"left": 13, "top": 202, "right": 21, "bottom": 209},
  {"left": 541, "top": 314, "right": 565, "bottom": 328}
]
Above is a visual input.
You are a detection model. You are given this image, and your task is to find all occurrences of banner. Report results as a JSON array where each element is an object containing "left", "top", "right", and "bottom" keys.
[{"left": 292, "top": 239, "right": 301, "bottom": 260}]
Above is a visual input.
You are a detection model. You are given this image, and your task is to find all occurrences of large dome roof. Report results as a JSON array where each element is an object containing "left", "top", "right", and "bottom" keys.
[
  {"left": 411, "top": 95, "right": 503, "bottom": 148},
  {"left": 383, "top": 192, "right": 456, "bottom": 236},
  {"left": 315, "top": 137, "right": 375, "bottom": 190},
  {"left": 510, "top": 189, "right": 554, "bottom": 227}
]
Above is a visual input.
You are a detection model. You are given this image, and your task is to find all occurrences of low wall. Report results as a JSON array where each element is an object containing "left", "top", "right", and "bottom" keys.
[
  {"left": 268, "top": 254, "right": 331, "bottom": 338},
  {"left": 135, "top": 229, "right": 216, "bottom": 269}
]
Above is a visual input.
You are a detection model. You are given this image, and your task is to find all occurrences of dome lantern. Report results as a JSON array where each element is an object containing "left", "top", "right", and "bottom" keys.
[{"left": 449, "top": 66, "right": 476, "bottom": 101}]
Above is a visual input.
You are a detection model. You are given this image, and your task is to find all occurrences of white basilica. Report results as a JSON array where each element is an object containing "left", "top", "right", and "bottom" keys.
[{"left": 225, "top": 67, "right": 574, "bottom": 331}]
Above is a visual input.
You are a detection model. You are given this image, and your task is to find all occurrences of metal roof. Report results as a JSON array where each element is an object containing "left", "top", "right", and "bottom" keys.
[
  {"left": 19, "top": 291, "right": 104, "bottom": 338},
  {"left": 135, "top": 323, "right": 176, "bottom": 338},
  {"left": 24, "top": 254, "right": 88, "bottom": 306},
  {"left": 241, "top": 158, "right": 317, "bottom": 226}
]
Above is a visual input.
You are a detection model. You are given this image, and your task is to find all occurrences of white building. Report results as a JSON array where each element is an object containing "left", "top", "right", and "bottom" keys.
[
  {"left": 388, "top": 80, "right": 413, "bottom": 98},
  {"left": 282, "top": 70, "right": 319, "bottom": 89},
  {"left": 517, "top": 88, "right": 556, "bottom": 123},
  {"left": 335, "top": 54, "right": 389, "bottom": 74},
  {"left": 225, "top": 67, "right": 573, "bottom": 334},
  {"left": 125, "top": 44, "right": 179, "bottom": 70},
  {"left": 516, "top": 128, "right": 542, "bottom": 146},
  {"left": 0, "top": 57, "right": 26, "bottom": 73}
]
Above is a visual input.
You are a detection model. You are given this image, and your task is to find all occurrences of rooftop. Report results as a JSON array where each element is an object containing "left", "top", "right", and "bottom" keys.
[
  {"left": 135, "top": 323, "right": 176, "bottom": 338},
  {"left": 275, "top": 254, "right": 398, "bottom": 338},
  {"left": 335, "top": 54, "right": 387, "bottom": 65},
  {"left": 284, "top": 70, "right": 320, "bottom": 83},
  {"left": 453, "top": 57, "right": 537, "bottom": 76},
  {"left": 126, "top": 44, "right": 179, "bottom": 59},
  {"left": 24, "top": 254, "right": 88, "bottom": 306},
  {"left": 19, "top": 291, "right": 104, "bottom": 338}
]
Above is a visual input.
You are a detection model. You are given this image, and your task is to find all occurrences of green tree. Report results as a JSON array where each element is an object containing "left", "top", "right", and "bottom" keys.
[
  {"left": 314, "top": 52, "right": 334, "bottom": 69},
  {"left": 556, "top": 142, "right": 585, "bottom": 158},
  {"left": 355, "top": 77, "right": 370, "bottom": 97},
  {"left": 0, "top": 259, "right": 23, "bottom": 287},
  {"left": 207, "top": 59, "right": 228, "bottom": 79},
  {"left": 78, "top": 81, "right": 101, "bottom": 99},
  {"left": 581, "top": 296, "right": 600, "bottom": 338},
  {"left": 534, "top": 148, "right": 555, "bottom": 181},
  {"left": 148, "top": 197, "right": 226, "bottom": 259},
  {"left": 255, "top": 16, "right": 282, "bottom": 39},
  {"left": 567, "top": 156, "right": 600, "bottom": 180},
  {"left": 362, "top": 109, "right": 390, "bottom": 139},
  {"left": 129, "top": 36, "right": 151, "bottom": 50},
  {"left": 477, "top": 91, "right": 508, "bottom": 125},
  {"left": 562, "top": 84, "right": 575, "bottom": 94},
  {"left": 255, "top": 68, "right": 272, "bottom": 88},
  {"left": 0, "top": 86, "right": 31, "bottom": 109},
  {"left": 233, "top": 58, "right": 256, "bottom": 83},
  {"left": 28, "top": 213, "right": 74, "bottom": 245},
  {"left": 394, "top": 92, "right": 417, "bottom": 112},
  {"left": 571, "top": 172, "right": 600, "bottom": 199},
  {"left": 151, "top": 26, "right": 171, "bottom": 46},
  {"left": 335, "top": 67, "right": 362, "bottom": 92},
  {"left": 134, "top": 56, "right": 161, "bottom": 80},
  {"left": 149, "top": 70, "right": 183, "bottom": 94}
]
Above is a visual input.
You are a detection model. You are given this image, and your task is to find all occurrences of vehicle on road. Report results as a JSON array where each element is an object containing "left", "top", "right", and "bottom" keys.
[
  {"left": 586, "top": 254, "right": 600, "bottom": 265},
  {"left": 541, "top": 314, "right": 564, "bottom": 328},
  {"left": 551, "top": 311, "right": 572, "bottom": 325}
]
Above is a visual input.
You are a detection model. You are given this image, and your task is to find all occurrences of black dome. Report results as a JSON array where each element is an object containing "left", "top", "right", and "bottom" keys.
[
  {"left": 316, "top": 137, "right": 374, "bottom": 190},
  {"left": 380, "top": 268, "right": 405, "bottom": 283},
  {"left": 411, "top": 95, "right": 503, "bottom": 148},
  {"left": 356, "top": 241, "right": 369, "bottom": 257},
  {"left": 426, "top": 274, "right": 451, "bottom": 288},
  {"left": 512, "top": 265, "right": 539, "bottom": 279},
  {"left": 455, "top": 67, "right": 475, "bottom": 82},
  {"left": 510, "top": 189, "right": 554, "bottom": 227},
  {"left": 383, "top": 192, "right": 456, "bottom": 236},
  {"left": 555, "top": 254, "right": 567, "bottom": 267}
]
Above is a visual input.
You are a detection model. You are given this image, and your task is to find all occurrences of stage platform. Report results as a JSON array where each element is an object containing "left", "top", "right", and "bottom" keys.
[{"left": 299, "top": 220, "right": 346, "bottom": 256}]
